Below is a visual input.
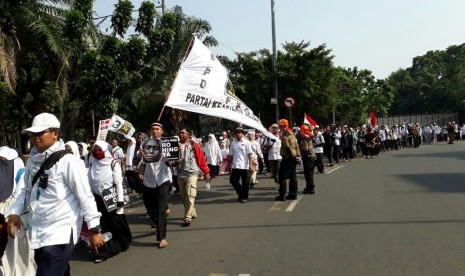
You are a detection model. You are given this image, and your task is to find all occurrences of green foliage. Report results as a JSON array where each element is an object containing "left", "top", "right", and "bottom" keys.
[
  {"left": 111, "top": 0, "right": 134, "bottom": 38},
  {"left": 147, "top": 29, "right": 175, "bottom": 60},
  {"left": 64, "top": 10, "right": 86, "bottom": 39},
  {"left": 135, "top": 1, "right": 156, "bottom": 37},
  {"left": 40, "top": 81, "right": 61, "bottom": 114},
  {"left": 122, "top": 36, "right": 147, "bottom": 70},
  {"left": 387, "top": 43, "right": 465, "bottom": 115}
]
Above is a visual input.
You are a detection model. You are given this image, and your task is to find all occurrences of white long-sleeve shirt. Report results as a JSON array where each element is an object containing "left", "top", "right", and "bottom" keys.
[
  {"left": 88, "top": 161, "right": 124, "bottom": 202},
  {"left": 9, "top": 151, "right": 101, "bottom": 249}
]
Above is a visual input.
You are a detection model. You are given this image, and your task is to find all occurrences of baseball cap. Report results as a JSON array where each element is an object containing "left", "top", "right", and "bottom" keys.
[{"left": 22, "top": 113, "right": 60, "bottom": 134}]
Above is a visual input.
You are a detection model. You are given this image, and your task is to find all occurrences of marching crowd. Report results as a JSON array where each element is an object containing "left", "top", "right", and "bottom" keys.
[{"left": 0, "top": 112, "right": 461, "bottom": 275}]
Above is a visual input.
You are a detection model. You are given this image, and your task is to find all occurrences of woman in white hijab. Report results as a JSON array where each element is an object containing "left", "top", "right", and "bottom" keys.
[
  {"left": 203, "top": 133, "right": 222, "bottom": 190},
  {"left": 88, "top": 141, "right": 132, "bottom": 263},
  {"left": 0, "top": 146, "right": 25, "bottom": 262},
  {"left": 65, "top": 141, "right": 85, "bottom": 167},
  {"left": 0, "top": 146, "right": 25, "bottom": 214}
]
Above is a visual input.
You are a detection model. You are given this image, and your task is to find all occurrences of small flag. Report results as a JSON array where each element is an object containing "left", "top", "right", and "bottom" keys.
[
  {"left": 369, "top": 107, "right": 377, "bottom": 128},
  {"left": 108, "top": 114, "right": 136, "bottom": 139},
  {"left": 303, "top": 113, "right": 318, "bottom": 127}
]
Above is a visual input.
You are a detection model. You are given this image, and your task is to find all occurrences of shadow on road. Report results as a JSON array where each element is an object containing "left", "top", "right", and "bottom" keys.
[
  {"left": 395, "top": 172, "right": 465, "bottom": 193},
  {"left": 392, "top": 150, "right": 465, "bottom": 161}
]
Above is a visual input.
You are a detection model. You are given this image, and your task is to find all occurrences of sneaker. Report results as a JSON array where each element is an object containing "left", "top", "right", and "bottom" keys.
[
  {"left": 206, "top": 182, "right": 211, "bottom": 190},
  {"left": 240, "top": 199, "right": 248, "bottom": 203}
]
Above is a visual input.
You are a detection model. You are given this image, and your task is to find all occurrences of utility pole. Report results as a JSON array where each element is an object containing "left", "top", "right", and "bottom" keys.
[
  {"left": 161, "top": 0, "right": 165, "bottom": 14},
  {"left": 271, "top": 0, "right": 279, "bottom": 123}
]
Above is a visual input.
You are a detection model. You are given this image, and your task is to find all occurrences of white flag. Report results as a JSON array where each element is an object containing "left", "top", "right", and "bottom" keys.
[
  {"left": 108, "top": 114, "right": 135, "bottom": 139},
  {"left": 165, "top": 37, "right": 276, "bottom": 138}
]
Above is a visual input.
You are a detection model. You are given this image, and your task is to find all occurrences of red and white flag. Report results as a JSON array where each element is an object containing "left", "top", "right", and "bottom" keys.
[
  {"left": 303, "top": 113, "right": 318, "bottom": 127},
  {"left": 368, "top": 108, "right": 377, "bottom": 128}
]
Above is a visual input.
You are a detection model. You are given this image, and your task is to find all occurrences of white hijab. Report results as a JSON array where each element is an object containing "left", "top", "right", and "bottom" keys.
[
  {"left": 65, "top": 141, "right": 80, "bottom": 159},
  {"left": 204, "top": 134, "right": 222, "bottom": 165},
  {"left": 78, "top": 142, "right": 88, "bottom": 157},
  {"left": 88, "top": 141, "right": 113, "bottom": 187}
]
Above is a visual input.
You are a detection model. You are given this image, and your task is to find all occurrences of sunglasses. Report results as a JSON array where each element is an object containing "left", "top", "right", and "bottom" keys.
[{"left": 28, "top": 129, "right": 52, "bottom": 138}]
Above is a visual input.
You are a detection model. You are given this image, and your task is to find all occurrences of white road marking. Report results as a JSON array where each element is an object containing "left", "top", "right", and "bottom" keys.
[
  {"left": 268, "top": 201, "right": 283, "bottom": 212},
  {"left": 238, "top": 274, "right": 251, "bottom": 276},
  {"left": 325, "top": 165, "right": 345, "bottom": 174},
  {"left": 285, "top": 195, "right": 304, "bottom": 212}
]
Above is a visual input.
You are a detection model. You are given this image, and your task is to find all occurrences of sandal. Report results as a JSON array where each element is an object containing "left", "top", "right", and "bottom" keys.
[{"left": 158, "top": 239, "right": 168, "bottom": 249}]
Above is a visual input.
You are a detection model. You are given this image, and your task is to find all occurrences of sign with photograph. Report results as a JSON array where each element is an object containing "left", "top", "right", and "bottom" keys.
[{"left": 161, "top": 137, "right": 179, "bottom": 161}]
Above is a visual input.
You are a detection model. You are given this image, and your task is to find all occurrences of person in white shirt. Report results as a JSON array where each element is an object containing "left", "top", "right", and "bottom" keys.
[
  {"left": 7, "top": 112, "right": 103, "bottom": 275},
  {"left": 332, "top": 126, "right": 342, "bottom": 163},
  {"left": 110, "top": 138, "right": 125, "bottom": 170},
  {"left": 138, "top": 121, "right": 172, "bottom": 248},
  {"left": 203, "top": 133, "right": 222, "bottom": 190},
  {"left": 229, "top": 127, "right": 254, "bottom": 203},
  {"left": 265, "top": 124, "right": 282, "bottom": 187},
  {"left": 312, "top": 127, "right": 325, "bottom": 173},
  {"left": 246, "top": 131, "right": 263, "bottom": 187}
]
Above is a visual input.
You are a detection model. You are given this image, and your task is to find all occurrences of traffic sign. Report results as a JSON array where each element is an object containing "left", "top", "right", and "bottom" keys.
[{"left": 284, "top": 97, "right": 295, "bottom": 108}]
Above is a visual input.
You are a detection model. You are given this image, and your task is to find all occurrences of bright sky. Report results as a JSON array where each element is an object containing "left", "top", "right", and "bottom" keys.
[{"left": 94, "top": 0, "right": 465, "bottom": 79}]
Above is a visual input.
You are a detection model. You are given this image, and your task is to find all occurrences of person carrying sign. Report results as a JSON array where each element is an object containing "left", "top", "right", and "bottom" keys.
[
  {"left": 7, "top": 112, "right": 104, "bottom": 275},
  {"left": 138, "top": 122, "right": 172, "bottom": 249},
  {"left": 88, "top": 141, "right": 132, "bottom": 263},
  {"left": 176, "top": 127, "right": 210, "bottom": 227}
]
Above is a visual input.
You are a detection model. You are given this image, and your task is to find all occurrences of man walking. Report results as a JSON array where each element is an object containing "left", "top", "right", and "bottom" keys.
[
  {"left": 138, "top": 122, "right": 172, "bottom": 248},
  {"left": 176, "top": 127, "right": 210, "bottom": 226},
  {"left": 7, "top": 112, "right": 104, "bottom": 275},
  {"left": 229, "top": 127, "right": 254, "bottom": 203}
]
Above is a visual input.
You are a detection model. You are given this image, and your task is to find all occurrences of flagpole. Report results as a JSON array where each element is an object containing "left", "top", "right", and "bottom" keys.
[
  {"left": 157, "top": 31, "right": 199, "bottom": 122},
  {"left": 271, "top": 0, "right": 279, "bottom": 123}
]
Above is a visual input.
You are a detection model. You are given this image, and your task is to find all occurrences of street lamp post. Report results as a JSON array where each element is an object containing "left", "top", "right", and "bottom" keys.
[{"left": 271, "top": 0, "right": 279, "bottom": 123}]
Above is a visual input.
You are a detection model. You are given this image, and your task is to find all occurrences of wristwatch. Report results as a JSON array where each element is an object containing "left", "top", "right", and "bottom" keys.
[{"left": 89, "top": 225, "right": 102, "bottom": 234}]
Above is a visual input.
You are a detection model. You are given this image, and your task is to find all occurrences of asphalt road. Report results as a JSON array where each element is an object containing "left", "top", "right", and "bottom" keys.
[{"left": 71, "top": 142, "right": 465, "bottom": 276}]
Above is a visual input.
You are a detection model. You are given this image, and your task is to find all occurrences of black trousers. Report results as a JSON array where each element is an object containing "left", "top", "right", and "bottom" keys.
[
  {"left": 302, "top": 155, "right": 315, "bottom": 191},
  {"left": 324, "top": 145, "right": 333, "bottom": 164},
  {"left": 142, "top": 182, "right": 169, "bottom": 241},
  {"left": 34, "top": 233, "right": 74, "bottom": 276},
  {"left": 333, "top": 145, "right": 340, "bottom": 162},
  {"left": 314, "top": 153, "right": 324, "bottom": 173},
  {"left": 230, "top": 168, "right": 249, "bottom": 200},
  {"left": 278, "top": 157, "right": 298, "bottom": 197}
]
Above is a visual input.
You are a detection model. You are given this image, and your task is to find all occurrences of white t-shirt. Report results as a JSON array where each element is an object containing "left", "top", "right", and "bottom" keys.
[
  {"left": 268, "top": 138, "right": 282, "bottom": 161},
  {"left": 230, "top": 137, "right": 253, "bottom": 169}
]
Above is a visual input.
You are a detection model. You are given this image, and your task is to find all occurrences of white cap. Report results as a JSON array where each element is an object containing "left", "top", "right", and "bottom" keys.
[{"left": 22, "top": 113, "right": 60, "bottom": 134}]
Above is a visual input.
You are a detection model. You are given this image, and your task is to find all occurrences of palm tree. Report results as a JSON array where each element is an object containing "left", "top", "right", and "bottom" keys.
[{"left": 0, "top": 0, "right": 73, "bottom": 93}]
